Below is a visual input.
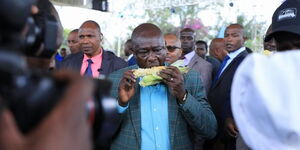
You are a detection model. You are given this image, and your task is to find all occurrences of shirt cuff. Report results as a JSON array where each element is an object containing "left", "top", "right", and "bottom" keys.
[{"left": 117, "top": 102, "right": 129, "bottom": 114}]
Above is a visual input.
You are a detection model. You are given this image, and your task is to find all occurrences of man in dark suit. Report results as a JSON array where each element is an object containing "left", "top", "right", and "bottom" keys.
[
  {"left": 59, "top": 20, "right": 127, "bottom": 78},
  {"left": 108, "top": 23, "right": 217, "bottom": 150},
  {"left": 208, "top": 24, "right": 249, "bottom": 150}
]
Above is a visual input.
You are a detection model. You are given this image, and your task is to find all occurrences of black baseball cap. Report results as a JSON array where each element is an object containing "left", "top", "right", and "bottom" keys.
[{"left": 266, "top": 0, "right": 300, "bottom": 41}]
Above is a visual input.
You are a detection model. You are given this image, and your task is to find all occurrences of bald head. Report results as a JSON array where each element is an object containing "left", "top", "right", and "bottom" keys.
[
  {"left": 131, "top": 23, "right": 164, "bottom": 49},
  {"left": 80, "top": 20, "right": 101, "bottom": 34},
  {"left": 211, "top": 38, "right": 225, "bottom": 46},
  {"left": 209, "top": 38, "right": 227, "bottom": 61}
]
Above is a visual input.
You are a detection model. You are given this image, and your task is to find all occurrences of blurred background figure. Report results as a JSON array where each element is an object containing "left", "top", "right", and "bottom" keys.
[
  {"left": 55, "top": 48, "right": 67, "bottom": 68},
  {"left": 195, "top": 40, "right": 220, "bottom": 81},
  {"left": 232, "top": 1, "right": 300, "bottom": 149},
  {"left": 67, "top": 29, "right": 81, "bottom": 54},
  {"left": 164, "top": 33, "right": 183, "bottom": 65},
  {"left": 209, "top": 38, "right": 228, "bottom": 62},
  {"left": 263, "top": 24, "right": 277, "bottom": 55},
  {"left": 124, "top": 39, "right": 136, "bottom": 66},
  {"left": 0, "top": 0, "right": 95, "bottom": 150}
]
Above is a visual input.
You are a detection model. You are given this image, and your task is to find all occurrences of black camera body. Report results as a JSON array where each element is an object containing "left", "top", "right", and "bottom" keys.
[{"left": 0, "top": 0, "right": 118, "bottom": 149}]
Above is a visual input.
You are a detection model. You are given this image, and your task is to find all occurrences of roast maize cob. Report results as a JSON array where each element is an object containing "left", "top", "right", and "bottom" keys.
[{"left": 133, "top": 66, "right": 189, "bottom": 87}]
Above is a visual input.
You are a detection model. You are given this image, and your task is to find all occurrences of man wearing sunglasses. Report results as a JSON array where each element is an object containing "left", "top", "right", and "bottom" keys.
[{"left": 164, "top": 33, "right": 183, "bottom": 65}]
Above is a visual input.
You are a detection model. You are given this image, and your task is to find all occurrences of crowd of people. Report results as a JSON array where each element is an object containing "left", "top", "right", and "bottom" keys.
[{"left": 1, "top": 0, "right": 299, "bottom": 149}]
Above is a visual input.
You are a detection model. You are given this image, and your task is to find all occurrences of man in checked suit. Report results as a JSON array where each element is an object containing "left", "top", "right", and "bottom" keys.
[
  {"left": 108, "top": 23, "right": 217, "bottom": 150},
  {"left": 59, "top": 20, "right": 127, "bottom": 78},
  {"left": 207, "top": 24, "right": 249, "bottom": 150}
]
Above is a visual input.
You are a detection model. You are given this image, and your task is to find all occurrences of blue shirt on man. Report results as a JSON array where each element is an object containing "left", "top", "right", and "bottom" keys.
[{"left": 117, "top": 83, "right": 170, "bottom": 150}]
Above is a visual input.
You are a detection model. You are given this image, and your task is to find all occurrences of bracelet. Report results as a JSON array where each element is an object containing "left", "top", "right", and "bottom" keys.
[{"left": 180, "top": 91, "right": 188, "bottom": 104}]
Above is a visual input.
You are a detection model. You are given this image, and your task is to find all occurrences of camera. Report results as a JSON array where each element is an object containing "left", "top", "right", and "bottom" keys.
[{"left": 0, "top": 0, "right": 118, "bottom": 149}]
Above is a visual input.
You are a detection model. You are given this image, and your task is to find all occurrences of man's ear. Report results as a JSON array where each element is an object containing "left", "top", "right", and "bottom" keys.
[
  {"left": 99, "top": 33, "right": 103, "bottom": 41},
  {"left": 214, "top": 49, "right": 220, "bottom": 57},
  {"left": 178, "top": 48, "right": 183, "bottom": 57}
]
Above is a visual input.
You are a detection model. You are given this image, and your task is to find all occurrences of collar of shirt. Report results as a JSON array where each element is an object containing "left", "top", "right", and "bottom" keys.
[
  {"left": 228, "top": 47, "right": 246, "bottom": 60},
  {"left": 127, "top": 54, "right": 134, "bottom": 61},
  {"left": 220, "top": 46, "right": 246, "bottom": 75},
  {"left": 183, "top": 51, "right": 195, "bottom": 66},
  {"left": 80, "top": 49, "right": 103, "bottom": 78}
]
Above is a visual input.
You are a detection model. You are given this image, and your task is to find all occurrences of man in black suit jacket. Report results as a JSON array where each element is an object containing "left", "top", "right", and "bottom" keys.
[
  {"left": 208, "top": 24, "right": 249, "bottom": 150},
  {"left": 59, "top": 20, "right": 127, "bottom": 77}
]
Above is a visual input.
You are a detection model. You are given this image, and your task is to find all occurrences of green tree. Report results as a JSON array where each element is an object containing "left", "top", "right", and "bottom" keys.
[
  {"left": 144, "top": 2, "right": 224, "bottom": 41},
  {"left": 237, "top": 14, "right": 266, "bottom": 52}
]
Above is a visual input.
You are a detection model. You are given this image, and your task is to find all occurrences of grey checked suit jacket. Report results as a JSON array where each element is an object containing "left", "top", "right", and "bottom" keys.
[{"left": 108, "top": 65, "right": 217, "bottom": 150}]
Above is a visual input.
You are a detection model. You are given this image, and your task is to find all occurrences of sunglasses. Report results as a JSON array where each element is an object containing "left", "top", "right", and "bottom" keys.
[{"left": 166, "top": 46, "right": 180, "bottom": 52}]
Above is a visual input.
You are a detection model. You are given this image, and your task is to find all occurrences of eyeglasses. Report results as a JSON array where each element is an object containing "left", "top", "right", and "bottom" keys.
[
  {"left": 135, "top": 47, "right": 165, "bottom": 58},
  {"left": 166, "top": 46, "right": 180, "bottom": 52}
]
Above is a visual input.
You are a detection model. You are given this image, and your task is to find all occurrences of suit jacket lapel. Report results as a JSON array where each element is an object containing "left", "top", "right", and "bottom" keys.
[
  {"left": 213, "top": 50, "right": 247, "bottom": 88},
  {"left": 74, "top": 52, "right": 84, "bottom": 72},
  {"left": 188, "top": 55, "right": 198, "bottom": 68},
  {"left": 168, "top": 87, "right": 179, "bottom": 148},
  {"left": 129, "top": 65, "right": 141, "bottom": 146},
  {"left": 99, "top": 51, "right": 111, "bottom": 75}
]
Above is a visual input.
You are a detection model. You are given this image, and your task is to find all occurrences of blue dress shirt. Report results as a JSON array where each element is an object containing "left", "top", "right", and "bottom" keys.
[{"left": 117, "top": 83, "right": 170, "bottom": 150}]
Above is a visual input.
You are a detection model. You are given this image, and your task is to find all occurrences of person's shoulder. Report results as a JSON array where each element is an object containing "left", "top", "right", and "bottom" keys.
[
  {"left": 206, "top": 56, "right": 221, "bottom": 66},
  {"left": 245, "top": 47, "right": 253, "bottom": 54},
  {"left": 194, "top": 55, "right": 211, "bottom": 65},
  {"left": 63, "top": 52, "right": 83, "bottom": 62},
  {"left": 103, "top": 50, "right": 127, "bottom": 63},
  {"left": 236, "top": 49, "right": 250, "bottom": 61},
  {"left": 206, "top": 56, "right": 220, "bottom": 63},
  {"left": 103, "top": 50, "right": 119, "bottom": 59}
]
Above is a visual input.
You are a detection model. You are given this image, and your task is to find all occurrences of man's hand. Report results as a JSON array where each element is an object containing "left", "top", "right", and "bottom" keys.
[
  {"left": 224, "top": 117, "right": 239, "bottom": 138},
  {"left": 158, "top": 66, "right": 186, "bottom": 103},
  {"left": 118, "top": 70, "right": 136, "bottom": 107}
]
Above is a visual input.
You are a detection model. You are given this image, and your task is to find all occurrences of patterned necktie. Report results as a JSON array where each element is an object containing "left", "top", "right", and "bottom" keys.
[{"left": 84, "top": 59, "right": 93, "bottom": 77}]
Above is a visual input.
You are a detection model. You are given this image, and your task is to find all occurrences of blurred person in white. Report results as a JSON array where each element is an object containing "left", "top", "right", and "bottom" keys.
[{"left": 231, "top": 0, "right": 300, "bottom": 150}]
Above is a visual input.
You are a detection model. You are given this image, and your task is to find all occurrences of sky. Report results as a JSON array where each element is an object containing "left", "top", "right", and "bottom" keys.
[{"left": 54, "top": 0, "right": 283, "bottom": 54}]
